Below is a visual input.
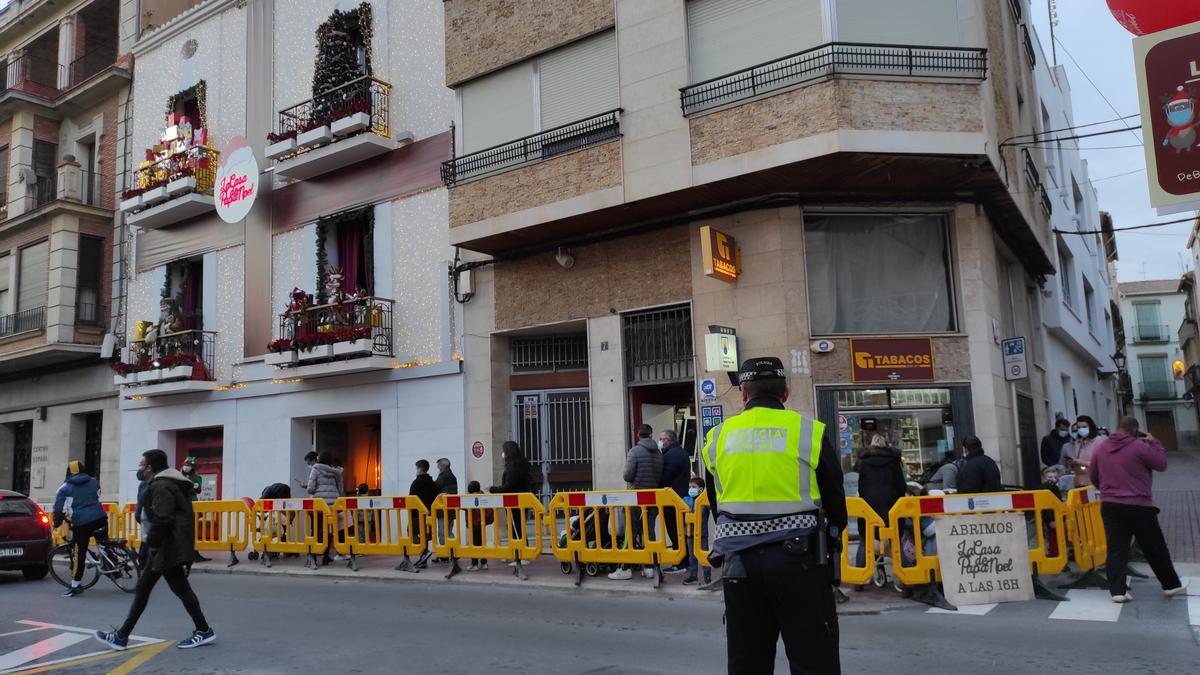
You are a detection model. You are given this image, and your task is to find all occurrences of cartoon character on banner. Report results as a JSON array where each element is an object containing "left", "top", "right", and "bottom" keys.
[{"left": 1161, "top": 86, "right": 1200, "bottom": 154}]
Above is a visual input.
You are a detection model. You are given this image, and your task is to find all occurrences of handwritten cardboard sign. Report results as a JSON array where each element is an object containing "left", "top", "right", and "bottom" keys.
[{"left": 935, "top": 512, "right": 1033, "bottom": 606}]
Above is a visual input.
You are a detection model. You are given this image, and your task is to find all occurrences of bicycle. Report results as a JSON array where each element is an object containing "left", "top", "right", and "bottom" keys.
[{"left": 47, "top": 521, "right": 140, "bottom": 593}]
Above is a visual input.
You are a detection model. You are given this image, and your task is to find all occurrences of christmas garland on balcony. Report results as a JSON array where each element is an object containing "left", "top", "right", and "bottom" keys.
[
  {"left": 314, "top": 205, "right": 374, "bottom": 305},
  {"left": 166, "top": 80, "right": 208, "bottom": 130},
  {"left": 311, "top": 3, "right": 373, "bottom": 125}
]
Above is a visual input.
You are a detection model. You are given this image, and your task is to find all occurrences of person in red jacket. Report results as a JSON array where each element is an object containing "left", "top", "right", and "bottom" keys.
[{"left": 1089, "top": 416, "right": 1189, "bottom": 603}]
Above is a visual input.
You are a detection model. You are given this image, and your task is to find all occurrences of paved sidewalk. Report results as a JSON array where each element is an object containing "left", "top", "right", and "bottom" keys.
[{"left": 1157, "top": 448, "right": 1200, "bottom": 563}]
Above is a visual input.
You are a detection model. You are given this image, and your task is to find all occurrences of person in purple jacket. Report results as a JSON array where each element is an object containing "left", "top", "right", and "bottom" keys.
[{"left": 1089, "top": 416, "right": 1189, "bottom": 603}]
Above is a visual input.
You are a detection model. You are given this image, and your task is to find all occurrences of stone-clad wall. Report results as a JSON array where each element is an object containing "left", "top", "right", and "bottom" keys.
[{"left": 445, "top": 0, "right": 614, "bottom": 85}]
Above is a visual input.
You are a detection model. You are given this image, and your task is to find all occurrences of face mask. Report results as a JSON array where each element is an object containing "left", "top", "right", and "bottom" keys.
[
  {"left": 688, "top": 487, "right": 701, "bottom": 498},
  {"left": 1167, "top": 107, "right": 1194, "bottom": 127},
  {"left": 135, "top": 469, "right": 146, "bottom": 482},
  {"left": 1057, "top": 430, "right": 1069, "bottom": 439},
  {"left": 1077, "top": 426, "right": 1090, "bottom": 438},
  {"left": 656, "top": 440, "right": 665, "bottom": 451}
]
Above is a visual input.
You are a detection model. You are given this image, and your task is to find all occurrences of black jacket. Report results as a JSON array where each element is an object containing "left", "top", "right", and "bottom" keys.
[
  {"left": 854, "top": 448, "right": 907, "bottom": 524},
  {"left": 409, "top": 474, "right": 440, "bottom": 510},
  {"left": 434, "top": 469, "right": 458, "bottom": 495},
  {"left": 957, "top": 451, "right": 1002, "bottom": 494},
  {"left": 491, "top": 458, "right": 533, "bottom": 494},
  {"left": 660, "top": 443, "right": 690, "bottom": 497},
  {"left": 1040, "top": 432, "right": 1069, "bottom": 467},
  {"left": 704, "top": 398, "right": 847, "bottom": 531},
  {"left": 143, "top": 469, "right": 196, "bottom": 571}
]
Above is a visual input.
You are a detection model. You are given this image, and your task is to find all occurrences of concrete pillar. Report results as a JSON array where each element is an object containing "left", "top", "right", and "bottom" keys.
[
  {"left": 57, "top": 155, "right": 82, "bottom": 202},
  {"left": 588, "top": 314, "right": 627, "bottom": 490},
  {"left": 0, "top": 423, "right": 14, "bottom": 490},
  {"left": 7, "top": 111, "right": 35, "bottom": 218},
  {"left": 57, "top": 16, "right": 73, "bottom": 90},
  {"left": 46, "top": 220, "right": 81, "bottom": 344}
]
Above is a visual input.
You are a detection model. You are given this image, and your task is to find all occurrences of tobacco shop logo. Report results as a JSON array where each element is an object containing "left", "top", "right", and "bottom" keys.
[{"left": 853, "top": 350, "right": 933, "bottom": 369}]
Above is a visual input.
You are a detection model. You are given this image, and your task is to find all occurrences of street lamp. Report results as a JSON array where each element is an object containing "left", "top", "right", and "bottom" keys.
[{"left": 1112, "top": 351, "right": 1126, "bottom": 371}]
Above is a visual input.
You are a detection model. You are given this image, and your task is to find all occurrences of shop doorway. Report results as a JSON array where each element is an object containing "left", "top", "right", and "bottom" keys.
[
  {"left": 1017, "top": 394, "right": 1040, "bottom": 488},
  {"left": 82, "top": 412, "right": 103, "bottom": 480},
  {"left": 176, "top": 427, "right": 223, "bottom": 500},
  {"left": 1145, "top": 410, "right": 1178, "bottom": 450},
  {"left": 313, "top": 414, "right": 381, "bottom": 494},
  {"left": 513, "top": 390, "right": 592, "bottom": 500},
  {"left": 8, "top": 421, "right": 32, "bottom": 495},
  {"left": 623, "top": 304, "right": 696, "bottom": 460}
]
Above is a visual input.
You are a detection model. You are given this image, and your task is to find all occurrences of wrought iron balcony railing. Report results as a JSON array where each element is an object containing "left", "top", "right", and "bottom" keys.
[
  {"left": 34, "top": 170, "right": 105, "bottom": 209},
  {"left": 63, "top": 41, "right": 118, "bottom": 89},
  {"left": 1132, "top": 324, "right": 1171, "bottom": 343},
  {"left": 1021, "top": 23, "right": 1037, "bottom": 69},
  {"left": 1139, "top": 380, "right": 1176, "bottom": 401},
  {"left": 0, "top": 306, "right": 45, "bottom": 338},
  {"left": 276, "top": 296, "right": 394, "bottom": 358},
  {"left": 1, "top": 53, "right": 59, "bottom": 100},
  {"left": 1022, "top": 148, "right": 1041, "bottom": 189},
  {"left": 273, "top": 76, "right": 391, "bottom": 146},
  {"left": 1185, "top": 364, "right": 1200, "bottom": 395},
  {"left": 442, "top": 109, "right": 623, "bottom": 186},
  {"left": 127, "top": 329, "right": 216, "bottom": 381},
  {"left": 679, "top": 42, "right": 987, "bottom": 116},
  {"left": 1039, "top": 185, "right": 1052, "bottom": 218},
  {"left": 123, "top": 146, "right": 218, "bottom": 207}
]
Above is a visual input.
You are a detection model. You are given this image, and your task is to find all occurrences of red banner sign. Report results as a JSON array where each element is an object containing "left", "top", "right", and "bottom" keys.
[
  {"left": 1134, "top": 20, "right": 1200, "bottom": 213},
  {"left": 849, "top": 338, "right": 935, "bottom": 383}
]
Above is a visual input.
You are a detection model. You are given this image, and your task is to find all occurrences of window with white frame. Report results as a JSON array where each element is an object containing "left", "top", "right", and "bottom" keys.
[
  {"left": 457, "top": 30, "right": 618, "bottom": 155},
  {"left": 804, "top": 213, "right": 955, "bottom": 334},
  {"left": 686, "top": 0, "right": 823, "bottom": 84},
  {"left": 1058, "top": 243, "right": 1074, "bottom": 309}
]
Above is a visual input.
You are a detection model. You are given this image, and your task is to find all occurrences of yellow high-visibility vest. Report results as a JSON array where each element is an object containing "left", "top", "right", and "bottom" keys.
[{"left": 702, "top": 406, "right": 824, "bottom": 517}]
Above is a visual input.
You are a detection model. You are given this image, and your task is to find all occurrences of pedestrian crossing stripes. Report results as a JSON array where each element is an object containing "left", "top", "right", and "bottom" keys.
[{"left": 1046, "top": 589, "right": 1122, "bottom": 622}]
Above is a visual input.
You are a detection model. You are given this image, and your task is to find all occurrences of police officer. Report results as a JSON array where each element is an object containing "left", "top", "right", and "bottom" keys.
[{"left": 702, "top": 357, "right": 847, "bottom": 675}]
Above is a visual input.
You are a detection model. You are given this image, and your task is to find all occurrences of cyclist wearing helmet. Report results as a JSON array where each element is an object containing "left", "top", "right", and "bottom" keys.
[{"left": 52, "top": 460, "right": 107, "bottom": 597}]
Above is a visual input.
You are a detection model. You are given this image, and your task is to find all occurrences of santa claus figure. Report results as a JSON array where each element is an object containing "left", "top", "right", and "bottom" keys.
[{"left": 1162, "top": 86, "right": 1199, "bottom": 153}]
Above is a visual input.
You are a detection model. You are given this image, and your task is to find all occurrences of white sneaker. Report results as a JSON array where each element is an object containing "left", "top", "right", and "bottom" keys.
[
  {"left": 1164, "top": 581, "right": 1189, "bottom": 597},
  {"left": 642, "top": 568, "right": 656, "bottom": 579},
  {"left": 466, "top": 564, "right": 479, "bottom": 572},
  {"left": 607, "top": 568, "right": 633, "bottom": 581},
  {"left": 1111, "top": 592, "right": 1133, "bottom": 603}
]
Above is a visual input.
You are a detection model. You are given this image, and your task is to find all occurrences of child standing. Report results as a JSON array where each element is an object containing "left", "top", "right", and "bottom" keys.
[
  {"left": 682, "top": 476, "right": 710, "bottom": 585},
  {"left": 466, "top": 481, "right": 490, "bottom": 571}
]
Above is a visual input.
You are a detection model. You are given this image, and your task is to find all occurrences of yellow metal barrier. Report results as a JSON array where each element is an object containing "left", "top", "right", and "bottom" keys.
[
  {"left": 1060, "top": 486, "right": 1111, "bottom": 589},
  {"left": 110, "top": 503, "right": 142, "bottom": 548},
  {"left": 430, "top": 493, "right": 544, "bottom": 580},
  {"left": 885, "top": 490, "right": 1069, "bottom": 603},
  {"left": 842, "top": 497, "right": 887, "bottom": 587},
  {"left": 689, "top": 492, "right": 713, "bottom": 569},
  {"left": 331, "top": 496, "right": 428, "bottom": 572},
  {"left": 549, "top": 489, "right": 689, "bottom": 588},
  {"left": 193, "top": 500, "right": 252, "bottom": 566},
  {"left": 252, "top": 498, "right": 332, "bottom": 568}
]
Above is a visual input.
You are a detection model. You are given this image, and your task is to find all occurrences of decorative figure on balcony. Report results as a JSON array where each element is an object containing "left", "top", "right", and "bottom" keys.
[
  {"left": 323, "top": 266, "right": 347, "bottom": 304},
  {"left": 288, "top": 287, "right": 313, "bottom": 314},
  {"left": 1160, "top": 86, "right": 1199, "bottom": 154}
]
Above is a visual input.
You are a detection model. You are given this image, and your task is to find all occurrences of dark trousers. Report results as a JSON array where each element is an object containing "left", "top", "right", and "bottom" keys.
[
  {"left": 71, "top": 520, "right": 108, "bottom": 582},
  {"left": 724, "top": 544, "right": 840, "bottom": 675},
  {"left": 119, "top": 564, "right": 209, "bottom": 639},
  {"left": 663, "top": 506, "right": 679, "bottom": 550},
  {"left": 1101, "top": 501, "right": 1181, "bottom": 596}
]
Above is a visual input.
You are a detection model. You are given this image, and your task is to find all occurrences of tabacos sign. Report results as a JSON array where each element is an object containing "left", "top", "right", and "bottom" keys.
[
  {"left": 699, "top": 225, "right": 739, "bottom": 283},
  {"left": 849, "top": 337, "right": 935, "bottom": 383},
  {"left": 215, "top": 136, "right": 259, "bottom": 223},
  {"left": 1133, "top": 20, "right": 1200, "bottom": 214}
]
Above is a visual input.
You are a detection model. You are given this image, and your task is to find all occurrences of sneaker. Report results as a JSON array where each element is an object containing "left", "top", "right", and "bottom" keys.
[
  {"left": 506, "top": 560, "right": 518, "bottom": 567},
  {"left": 642, "top": 568, "right": 656, "bottom": 579},
  {"left": 682, "top": 576, "right": 698, "bottom": 585},
  {"left": 479, "top": 561, "right": 488, "bottom": 570},
  {"left": 177, "top": 629, "right": 216, "bottom": 649},
  {"left": 1111, "top": 592, "right": 1133, "bottom": 604},
  {"left": 413, "top": 559, "right": 428, "bottom": 570},
  {"left": 663, "top": 565, "right": 687, "bottom": 575},
  {"left": 62, "top": 585, "right": 85, "bottom": 598},
  {"left": 1164, "top": 581, "right": 1189, "bottom": 597},
  {"left": 467, "top": 564, "right": 479, "bottom": 571},
  {"left": 607, "top": 568, "right": 633, "bottom": 581},
  {"left": 93, "top": 629, "right": 128, "bottom": 651}
]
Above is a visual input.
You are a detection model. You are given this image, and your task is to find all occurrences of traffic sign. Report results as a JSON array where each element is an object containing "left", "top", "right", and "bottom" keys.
[
  {"left": 1002, "top": 337, "right": 1027, "bottom": 381},
  {"left": 699, "top": 378, "right": 717, "bottom": 402}
]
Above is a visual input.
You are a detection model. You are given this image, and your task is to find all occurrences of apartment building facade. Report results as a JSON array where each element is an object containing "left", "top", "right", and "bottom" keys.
[
  {"left": 1119, "top": 279, "right": 1196, "bottom": 450},
  {"left": 445, "top": 0, "right": 1063, "bottom": 493},
  {"left": 0, "top": 0, "right": 131, "bottom": 500},
  {"left": 114, "top": 0, "right": 461, "bottom": 502},
  {"left": 1031, "top": 48, "right": 1120, "bottom": 432}
]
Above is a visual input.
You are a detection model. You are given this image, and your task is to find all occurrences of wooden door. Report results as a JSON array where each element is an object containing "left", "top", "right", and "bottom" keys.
[{"left": 1145, "top": 411, "right": 1178, "bottom": 450}]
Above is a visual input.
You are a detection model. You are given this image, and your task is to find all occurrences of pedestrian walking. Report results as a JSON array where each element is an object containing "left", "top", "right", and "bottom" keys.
[
  {"left": 1063, "top": 415, "right": 1102, "bottom": 487},
  {"left": 955, "top": 436, "right": 1002, "bottom": 494},
  {"left": 682, "top": 476, "right": 710, "bottom": 586},
  {"left": 659, "top": 428, "right": 690, "bottom": 571},
  {"left": 609, "top": 424, "right": 664, "bottom": 580},
  {"left": 434, "top": 458, "right": 458, "bottom": 562},
  {"left": 411, "top": 459, "right": 440, "bottom": 568},
  {"left": 923, "top": 451, "right": 959, "bottom": 492},
  {"left": 1040, "top": 417, "right": 1072, "bottom": 467},
  {"left": 489, "top": 442, "right": 534, "bottom": 552},
  {"left": 702, "top": 357, "right": 846, "bottom": 675},
  {"left": 1089, "top": 416, "right": 1189, "bottom": 603},
  {"left": 852, "top": 434, "right": 906, "bottom": 589},
  {"left": 307, "top": 451, "right": 345, "bottom": 566},
  {"left": 94, "top": 449, "right": 214, "bottom": 651},
  {"left": 52, "top": 460, "right": 108, "bottom": 598}
]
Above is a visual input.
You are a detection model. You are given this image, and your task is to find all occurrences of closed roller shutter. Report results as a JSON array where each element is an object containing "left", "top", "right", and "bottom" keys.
[
  {"left": 460, "top": 63, "right": 536, "bottom": 154},
  {"left": 539, "top": 30, "right": 618, "bottom": 130},
  {"left": 17, "top": 240, "right": 48, "bottom": 312},
  {"left": 686, "top": 0, "right": 823, "bottom": 84}
]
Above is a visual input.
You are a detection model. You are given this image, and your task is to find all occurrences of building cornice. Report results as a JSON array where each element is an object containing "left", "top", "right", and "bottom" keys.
[{"left": 132, "top": 0, "right": 240, "bottom": 57}]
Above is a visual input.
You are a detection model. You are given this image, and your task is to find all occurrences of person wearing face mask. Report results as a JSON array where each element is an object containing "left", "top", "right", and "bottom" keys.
[
  {"left": 1062, "top": 415, "right": 1101, "bottom": 487},
  {"left": 1040, "top": 417, "right": 1072, "bottom": 468},
  {"left": 658, "top": 429, "right": 690, "bottom": 571},
  {"left": 682, "top": 476, "right": 710, "bottom": 586}
]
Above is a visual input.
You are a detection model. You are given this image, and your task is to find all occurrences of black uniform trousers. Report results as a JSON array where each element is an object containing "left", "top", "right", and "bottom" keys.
[
  {"left": 1101, "top": 501, "right": 1181, "bottom": 596},
  {"left": 724, "top": 542, "right": 839, "bottom": 675}
]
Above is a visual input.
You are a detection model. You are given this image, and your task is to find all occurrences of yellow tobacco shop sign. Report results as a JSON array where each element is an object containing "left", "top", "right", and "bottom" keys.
[{"left": 700, "top": 225, "right": 740, "bottom": 283}]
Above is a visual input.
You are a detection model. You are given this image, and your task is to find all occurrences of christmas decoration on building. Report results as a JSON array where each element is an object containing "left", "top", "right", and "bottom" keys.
[
  {"left": 123, "top": 81, "right": 215, "bottom": 204},
  {"left": 1107, "top": 0, "right": 1200, "bottom": 36}
]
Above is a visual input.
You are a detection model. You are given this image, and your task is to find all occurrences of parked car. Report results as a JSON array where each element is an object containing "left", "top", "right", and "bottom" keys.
[{"left": 0, "top": 490, "right": 52, "bottom": 581}]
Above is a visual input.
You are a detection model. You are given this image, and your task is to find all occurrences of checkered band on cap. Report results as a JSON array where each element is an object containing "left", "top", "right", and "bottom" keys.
[
  {"left": 738, "top": 357, "right": 787, "bottom": 383},
  {"left": 715, "top": 513, "right": 818, "bottom": 539}
]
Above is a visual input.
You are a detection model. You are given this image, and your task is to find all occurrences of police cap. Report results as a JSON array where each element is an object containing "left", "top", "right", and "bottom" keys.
[{"left": 738, "top": 357, "right": 786, "bottom": 384}]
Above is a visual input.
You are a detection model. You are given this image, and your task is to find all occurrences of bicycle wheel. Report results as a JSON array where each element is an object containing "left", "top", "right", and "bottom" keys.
[
  {"left": 104, "top": 545, "right": 140, "bottom": 593},
  {"left": 47, "top": 542, "right": 100, "bottom": 590}
]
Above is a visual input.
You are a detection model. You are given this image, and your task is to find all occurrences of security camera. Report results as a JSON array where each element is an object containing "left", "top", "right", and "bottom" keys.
[{"left": 555, "top": 247, "right": 575, "bottom": 270}]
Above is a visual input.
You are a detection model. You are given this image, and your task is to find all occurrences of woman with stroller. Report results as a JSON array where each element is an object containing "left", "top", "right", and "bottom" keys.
[
  {"left": 853, "top": 433, "right": 907, "bottom": 591},
  {"left": 306, "top": 451, "right": 344, "bottom": 566}
]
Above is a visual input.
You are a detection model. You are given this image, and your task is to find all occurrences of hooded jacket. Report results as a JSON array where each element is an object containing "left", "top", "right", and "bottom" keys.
[
  {"left": 1088, "top": 432, "right": 1166, "bottom": 508},
  {"left": 409, "top": 473, "right": 440, "bottom": 509},
  {"left": 853, "top": 447, "right": 907, "bottom": 525},
  {"left": 1040, "top": 430, "right": 1070, "bottom": 467},
  {"left": 306, "top": 463, "right": 344, "bottom": 505},
  {"left": 53, "top": 472, "right": 106, "bottom": 527},
  {"left": 623, "top": 437, "right": 664, "bottom": 489},
  {"left": 143, "top": 469, "right": 196, "bottom": 571},
  {"left": 957, "top": 450, "right": 1002, "bottom": 494}
]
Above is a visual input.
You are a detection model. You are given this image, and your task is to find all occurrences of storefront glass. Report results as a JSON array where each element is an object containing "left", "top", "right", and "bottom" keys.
[{"left": 832, "top": 387, "right": 956, "bottom": 481}]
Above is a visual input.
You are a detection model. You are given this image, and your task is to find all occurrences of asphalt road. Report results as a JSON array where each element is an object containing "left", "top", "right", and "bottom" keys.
[{"left": 0, "top": 568, "right": 1196, "bottom": 674}]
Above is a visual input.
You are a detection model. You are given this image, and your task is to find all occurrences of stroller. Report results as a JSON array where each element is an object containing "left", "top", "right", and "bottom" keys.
[
  {"left": 558, "top": 510, "right": 618, "bottom": 577},
  {"left": 249, "top": 482, "right": 294, "bottom": 564}
]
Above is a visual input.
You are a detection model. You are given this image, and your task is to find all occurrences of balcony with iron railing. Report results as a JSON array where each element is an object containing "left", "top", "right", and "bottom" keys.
[
  {"left": 1132, "top": 324, "right": 1172, "bottom": 344},
  {"left": 1139, "top": 380, "right": 1177, "bottom": 401},
  {"left": 442, "top": 109, "right": 623, "bottom": 186},
  {"left": 0, "top": 52, "right": 59, "bottom": 105},
  {"left": 1185, "top": 364, "right": 1200, "bottom": 395},
  {"left": 678, "top": 42, "right": 987, "bottom": 116},
  {"left": 120, "top": 145, "right": 218, "bottom": 229},
  {"left": 113, "top": 329, "right": 219, "bottom": 395},
  {"left": 0, "top": 306, "right": 45, "bottom": 339},
  {"left": 1020, "top": 23, "right": 1036, "bottom": 69},
  {"left": 266, "top": 76, "right": 399, "bottom": 180},
  {"left": 31, "top": 168, "right": 106, "bottom": 211},
  {"left": 268, "top": 296, "right": 395, "bottom": 377},
  {"left": 64, "top": 41, "right": 119, "bottom": 89}
]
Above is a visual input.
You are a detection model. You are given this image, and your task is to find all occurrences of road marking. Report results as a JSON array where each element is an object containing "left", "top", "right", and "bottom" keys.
[
  {"left": 0, "top": 630, "right": 47, "bottom": 639},
  {"left": 0, "top": 635, "right": 89, "bottom": 672},
  {"left": 1048, "top": 589, "right": 1122, "bottom": 622},
  {"left": 105, "top": 641, "right": 172, "bottom": 675},
  {"left": 928, "top": 603, "right": 997, "bottom": 615}
]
